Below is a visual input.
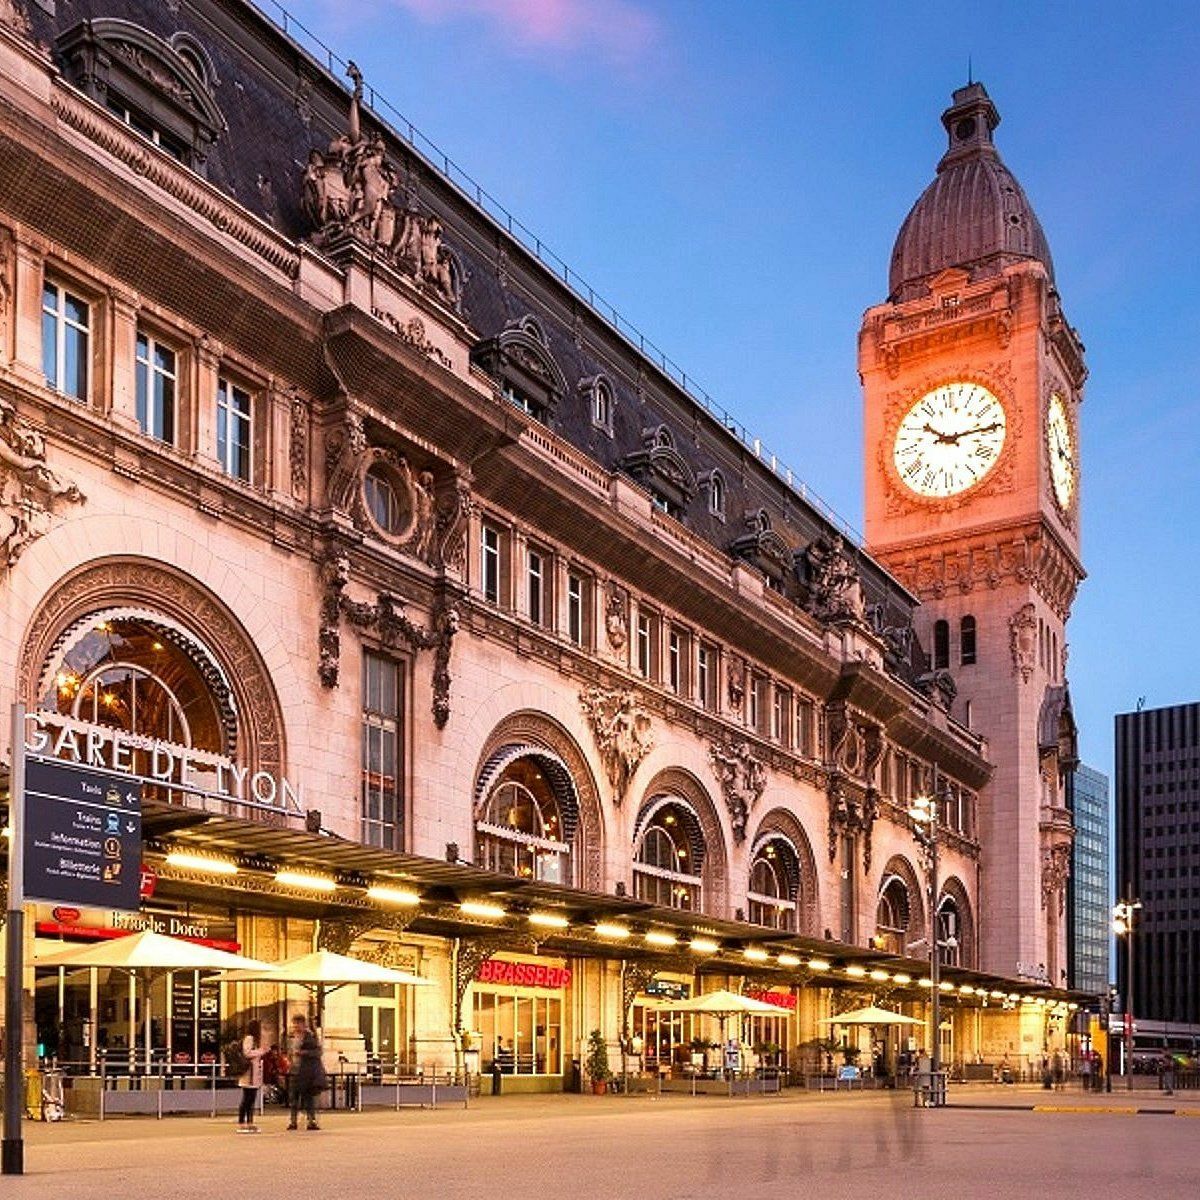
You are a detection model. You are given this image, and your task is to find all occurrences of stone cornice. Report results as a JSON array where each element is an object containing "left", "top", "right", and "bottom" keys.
[
  {"left": 45, "top": 84, "right": 300, "bottom": 280},
  {"left": 872, "top": 518, "right": 1083, "bottom": 621}
]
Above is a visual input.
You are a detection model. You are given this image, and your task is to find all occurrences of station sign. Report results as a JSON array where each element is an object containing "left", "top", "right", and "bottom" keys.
[{"left": 23, "top": 757, "right": 142, "bottom": 912}]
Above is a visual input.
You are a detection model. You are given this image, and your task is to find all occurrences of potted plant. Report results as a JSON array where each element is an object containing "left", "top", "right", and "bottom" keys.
[{"left": 586, "top": 1029, "right": 611, "bottom": 1094}]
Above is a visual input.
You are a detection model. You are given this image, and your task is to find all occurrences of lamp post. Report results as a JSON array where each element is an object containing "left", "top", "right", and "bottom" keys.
[
  {"left": 1112, "top": 898, "right": 1141, "bottom": 1091},
  {"left": 909, "top": 786, "right": 941, "bottom": 1102}
]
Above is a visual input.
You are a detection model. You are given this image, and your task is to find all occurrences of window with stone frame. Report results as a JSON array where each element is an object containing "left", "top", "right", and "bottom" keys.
[
  {"left": 361, "top": 651, "right": 404, "bottom": 850},
  {"left": 633, "top": 801, "right": 703, "bottom": 911},
  {"left": 216, "top": 376, "right": 253, "bottom": 483},
  {"left": 933, "top": 619, "right": 950, "bottom": 670},
  {"left": 135, "top": 328, "right": 178, "bottom": 444},
  {"left": 42, "top": 279, "right": 91, "bottom": 402},
  {"left": 960, "top": 614, "right": 977, "bottom": 666}
]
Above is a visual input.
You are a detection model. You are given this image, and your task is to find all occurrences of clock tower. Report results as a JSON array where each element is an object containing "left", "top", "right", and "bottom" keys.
[{"left": 860, "top": 83, "right": 1086, "bottom": 983}]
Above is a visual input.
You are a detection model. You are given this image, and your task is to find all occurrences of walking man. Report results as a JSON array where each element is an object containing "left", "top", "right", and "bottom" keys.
[{"left": 287, "top": 1014, "right": 324, "bottom": 1131}]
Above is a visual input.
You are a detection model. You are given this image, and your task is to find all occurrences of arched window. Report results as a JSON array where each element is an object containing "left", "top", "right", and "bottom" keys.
[
  {"left": 960, "top": 615, "right": 976, "bottom": 666},
  {"left": 708, "top": 471, "right": 726, "bottom": 520},
  {"left": 475, "top": 757, "right": 573, "bottom": 884},
  {"left": 933, "top": 619, "right": 949, "bottom": 670},
  {"left": 634, "top": 799, "right": 703, "bottom": 911},
  {"left": 747, "top": 838, "right": 799, "bottom": 931},
  {"left": 937, "top": 895, "right": 962, "bottom": 966},
  {"left": 593, "top": 379, "right": 613, "bottom": 432},
  {"left": 43, "top": 615, "right": 231, "bottom": 753},
  {"left": 874, "top": 876, "right": 911, "bottom": 955}
]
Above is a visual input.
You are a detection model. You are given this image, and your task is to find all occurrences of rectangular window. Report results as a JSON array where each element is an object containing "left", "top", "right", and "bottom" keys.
[
  {"left": 697, "top": 644, "right": 717, "bottom": 711},
  {"left": 636, "top": 613, "right": 652, "bottom": 678},
  {"left": 42, "top": 281, "right": 90, "bottom": 401},
  {"left": 527, "top": 546, "right": 549, "bottom": 627},
  {"left": 795, "top": 699, "right": 815, "bottom": 757},
  {"left": 216, "top": 377, "right": 252, "bottom": 482},
  {"left": 565, "top": 571, "right": 592, "bottom": 648},
  {"left": 361, "top": 651, "right": 403, "bottom": 850},
  {"left": 668, "top": 628, "right": 690, "bottom": 696},
  {"left": 481, "top": 524, "right": 501, "bottom": 604},
  {"left": 135, "top": 331, "right": 177, "bottom": 444},
  {"left": 773, "top": 688, "right": 791, "bottom": 746}
]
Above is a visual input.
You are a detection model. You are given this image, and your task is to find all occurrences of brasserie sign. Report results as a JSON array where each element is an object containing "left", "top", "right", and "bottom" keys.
[{"left": 24, "top": 710, "right": 303, "bottom": 815}]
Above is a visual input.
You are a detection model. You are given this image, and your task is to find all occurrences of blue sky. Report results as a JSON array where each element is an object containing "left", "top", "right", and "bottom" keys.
[{"left": 272, "top": 0, "right": 1200, "bottom": 775}]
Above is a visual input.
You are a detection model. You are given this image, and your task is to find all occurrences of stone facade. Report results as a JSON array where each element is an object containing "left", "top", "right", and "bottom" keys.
[{"left": 0, "top": 4, "right": 1078, "bottom": 1088}]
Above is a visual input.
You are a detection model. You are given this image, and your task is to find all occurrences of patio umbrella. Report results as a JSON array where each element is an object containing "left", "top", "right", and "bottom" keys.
[
  {"left": 819, "top": 1005, "right": 924, "bottom": 1026},
  {"left": 35, "top": 930, "right": 276, "bottom": 1071},
  {"left": 223, "top": 949, "right": 432, "bottom": 1032},
  {"left": 651, "top": 988, "right": 784, "bottom": 1064}
]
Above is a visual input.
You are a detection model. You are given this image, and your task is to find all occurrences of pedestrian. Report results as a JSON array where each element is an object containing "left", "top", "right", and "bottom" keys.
[
  {"left": 1052, "top": 1051, "right": 1065, "bottom": 1091},
  {"left": 1161, "top": 1051, "right": 1176, "bottom": 1095},
  {"left": 287, "top": 1014, "right": 325, "bottom": 1131},
  {"left": 237, "top": 1019, "right": 267, "bottom": 1133},
  {"left": 1092, "top": 1051, "right": 1105, "bottom": 1092},
  {"left": 1079, "top": 1051, "right": 1092, "bottom": 1092}
]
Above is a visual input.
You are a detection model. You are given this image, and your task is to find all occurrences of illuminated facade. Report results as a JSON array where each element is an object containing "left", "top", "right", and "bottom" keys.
[{"left": 0, "top": 1, "right": 1079, "bottom": 1097}]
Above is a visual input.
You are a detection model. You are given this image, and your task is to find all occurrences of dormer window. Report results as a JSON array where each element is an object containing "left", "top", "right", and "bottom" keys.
[
  {"left": 728, "top": 508, "right": 792, "bottom": 593},
  {"left": 472, "top": 316, "right": 567, "bottom": 425},
  {"left": 580, "top": 375, "right": 615, "bottom": 436},
  {"left": 621, "top": 424, "right": 697, "bottom": 519},
  {"left": 57, "top": 19, "right": 226, "bottom": 173}
]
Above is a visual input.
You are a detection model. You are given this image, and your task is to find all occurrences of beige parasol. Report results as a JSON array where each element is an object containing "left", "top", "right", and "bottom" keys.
[
  {"left": 35, "top": 930, "right": 276, "bottom": 1070},
  {"left": 223, "top": 948, "right": 431, "bottom": 1031},
  {"left": 819, "top": 1004, "right": 924, "bottom": 1026}
]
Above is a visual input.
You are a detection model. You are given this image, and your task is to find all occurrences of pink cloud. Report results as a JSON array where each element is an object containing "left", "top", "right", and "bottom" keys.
[{"left": 389, "top": 0, "right": 658, "bottom": 66}]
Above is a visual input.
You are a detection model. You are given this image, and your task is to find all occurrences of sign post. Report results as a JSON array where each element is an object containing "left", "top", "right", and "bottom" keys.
[{"left": 3, "top": 703, "right": 27, "bottom": 1176}]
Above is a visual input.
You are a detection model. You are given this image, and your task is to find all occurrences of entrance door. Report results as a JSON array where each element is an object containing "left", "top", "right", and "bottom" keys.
[{"left": 358, "top": 983, "right": 400, "bottom": 1066}]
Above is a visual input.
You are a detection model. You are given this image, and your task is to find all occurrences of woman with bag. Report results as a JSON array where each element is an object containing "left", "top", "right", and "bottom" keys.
[
  {"left": 237, "top": 1019, "right": 267, "bottom": 1133},
  {"left": 287, "top": 1014, "right": 325, "bottom": 1131}
]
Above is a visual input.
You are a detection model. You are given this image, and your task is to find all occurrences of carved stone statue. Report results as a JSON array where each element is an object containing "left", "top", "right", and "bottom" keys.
[
  {"left": 325, "top": 411, "right": 367, "bottom": 513},
  {"left": 727, "top": 656, "right": 746, "bottom": 710},
  {"left": 707, "top": 738, "right": 766, "bottom": 844},
  {"left": 604, "top": 581, "right": 628, "bottom": 652},
  {"left": 579, "top": 686, "right": 653, "bottom": 805},
  {"left": 1040, "top": 842, "right": 1072, "bottom": 914},
  {"left": 803, "top": 533, "right": 866, "bottom": 625},
  {"left": 1, "top": 398, "right": 86, "bottom": 571},
  {"left": 299, "top": 64, "right": 459, "bottom": 308}
]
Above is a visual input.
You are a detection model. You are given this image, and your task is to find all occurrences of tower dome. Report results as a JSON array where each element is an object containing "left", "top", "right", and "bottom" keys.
[{"left": 889, "top": 83, "right": 1053, "bottom": 302}]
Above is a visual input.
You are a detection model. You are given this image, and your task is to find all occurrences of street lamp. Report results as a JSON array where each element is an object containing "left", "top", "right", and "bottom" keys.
[
  {"left": 909, "top": 788, "right": 942, "bottom": 1103},
  {"left": 1112, "top": 898, "right": 1141, "bottom": 1091}
]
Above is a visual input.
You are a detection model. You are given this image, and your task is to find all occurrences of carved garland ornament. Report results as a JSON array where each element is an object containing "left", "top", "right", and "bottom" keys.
[
  {"left": 1009, "top": 602, "right": 1038, "bottom": 683},
  {"left": 318, "top": 551, "right": 460, "bottom": 727},
  {"left": 579, "top": 686, "right": 653, "bottom": 806}
]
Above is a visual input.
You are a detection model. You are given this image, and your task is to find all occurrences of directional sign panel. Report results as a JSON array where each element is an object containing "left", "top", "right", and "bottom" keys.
[{"left": 23, "top": 758, "right": 143, "bottom": 912}]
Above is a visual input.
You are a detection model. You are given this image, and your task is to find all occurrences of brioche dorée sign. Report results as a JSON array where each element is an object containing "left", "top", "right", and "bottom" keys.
[{"left": 475, "top": 959, "right": 572, "bottom": 989}]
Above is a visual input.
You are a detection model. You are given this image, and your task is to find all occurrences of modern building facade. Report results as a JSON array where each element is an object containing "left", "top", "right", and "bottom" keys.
[
  {"left": 0, "top": 0, "right": 1081, "bottom": 1095},
  {"left": 1068, "top": 763, "right": 1109, "bottom": 996},
  {"left": 1116, "top": 703, "right": 1200, "bottom": 1024}
]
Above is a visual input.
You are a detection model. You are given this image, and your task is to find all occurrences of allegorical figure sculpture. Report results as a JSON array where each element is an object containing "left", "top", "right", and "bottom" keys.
[{"left": 300, "top": 63, "right": 459, "bottom": 308}]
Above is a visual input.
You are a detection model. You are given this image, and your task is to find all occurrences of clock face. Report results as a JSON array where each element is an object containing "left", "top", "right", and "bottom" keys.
[
  {"left": 892, "top": 382, "right": 1007, "bottom": 498},
  {"left": 1046, "top": 393, "right": 1076, "bottom": 510}
]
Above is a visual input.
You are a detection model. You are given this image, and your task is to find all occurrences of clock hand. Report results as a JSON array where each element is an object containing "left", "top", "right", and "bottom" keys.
[
  {"left": 958, "top": 421, "right": 1003, "bottom": 439},
  {"left": 920, "top": 423, "right": 959, "bottom": 445}
]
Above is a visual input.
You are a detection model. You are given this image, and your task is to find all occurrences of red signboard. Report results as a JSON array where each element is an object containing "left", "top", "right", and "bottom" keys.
[
  {"left": 139, "top": 864, "right": 158, "bottom": 899},
  {"left": 476, "top": 959, "right": 572, "bottom": 989},
  {"left": 746, "top": 989, "right": 797, "bottom": 1011},
  {"left": 35, "top": 921, "right": 241, "bottom": 954}
]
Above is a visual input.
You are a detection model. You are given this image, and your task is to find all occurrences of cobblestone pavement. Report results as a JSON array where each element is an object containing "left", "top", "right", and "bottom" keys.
[{"left": 7, "top": 1087, "right": 1198, "bottom": 1199}]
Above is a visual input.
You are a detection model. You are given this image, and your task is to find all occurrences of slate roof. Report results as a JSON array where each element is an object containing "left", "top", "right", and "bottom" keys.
[{"left": 17, "top": 0, "right": 926, "bottom": 674}]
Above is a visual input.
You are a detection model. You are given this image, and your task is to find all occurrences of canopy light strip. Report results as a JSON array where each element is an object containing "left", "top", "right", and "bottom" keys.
[
  {"left": 366, "top": 884, "right": 421, "bottom": 906},
  {"left": 165, "top": 850, "right": 239, "bottom": 875},
  {"left": 274, "top": 869, "right": 336, "bottom": 892}
]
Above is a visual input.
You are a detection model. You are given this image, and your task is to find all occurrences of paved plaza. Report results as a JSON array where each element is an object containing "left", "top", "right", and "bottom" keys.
[{"left": 8, "top": 1088, "right": 1198, "bottom": 1200}]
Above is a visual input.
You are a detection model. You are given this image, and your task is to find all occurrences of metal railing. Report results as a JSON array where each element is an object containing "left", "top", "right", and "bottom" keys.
[{"left": 254, "top": 0, "right": 863, "bottom": 547}]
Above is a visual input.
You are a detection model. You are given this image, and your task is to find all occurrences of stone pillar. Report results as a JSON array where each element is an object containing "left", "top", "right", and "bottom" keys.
[
  {"left": 194, "top": 335, "right": 223, "bottom": 471},
  {"left": 108, "top": 290, "right": 141, "bottom": 432}
]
